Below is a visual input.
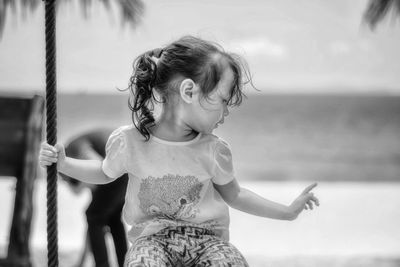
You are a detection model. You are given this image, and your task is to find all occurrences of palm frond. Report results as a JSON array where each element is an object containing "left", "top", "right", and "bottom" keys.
[
  {"left": 118, "top": 0, "right": 144, "bottom": 28},
  {"left": 363, "top": 0, "right": 400, "bottom": 29},
  {"left": 0, "top": 0, "right": 19, "bottom": 36},
  {"left": 0, "top": 0, "right": 144, "bottom": 38}
]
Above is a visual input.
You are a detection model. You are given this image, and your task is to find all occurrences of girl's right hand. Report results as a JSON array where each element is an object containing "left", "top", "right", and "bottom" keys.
[
  {"left": 288, "top": 183, "right": 319, "bottom": 219},
  {"left": 39, "top": 142, "right": 66, "bottom": 169}
]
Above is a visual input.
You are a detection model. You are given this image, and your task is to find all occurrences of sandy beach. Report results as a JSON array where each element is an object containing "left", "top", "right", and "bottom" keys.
[{"left": 1, "top": 179, "right": 400, "bottom": 266}]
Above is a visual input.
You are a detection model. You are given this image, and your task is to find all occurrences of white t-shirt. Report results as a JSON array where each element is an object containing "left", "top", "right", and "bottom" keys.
[{"left": 102, "top": 125, "right": 236, "bottom": 243}]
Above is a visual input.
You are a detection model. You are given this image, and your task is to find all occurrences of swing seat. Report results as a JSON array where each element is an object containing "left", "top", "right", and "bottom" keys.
[{"left": 0, "top": 94, "right": 44, "bottom": 267}]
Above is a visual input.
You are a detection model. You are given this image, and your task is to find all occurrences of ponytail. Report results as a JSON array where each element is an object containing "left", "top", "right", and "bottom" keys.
[{"left": 128, "top": 48, "right": 163, "bottom": 140}]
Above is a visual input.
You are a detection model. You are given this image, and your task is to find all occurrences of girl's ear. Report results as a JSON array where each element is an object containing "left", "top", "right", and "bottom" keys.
[{"left": 179, "top": 78, "right": 198, "bottom": 104}]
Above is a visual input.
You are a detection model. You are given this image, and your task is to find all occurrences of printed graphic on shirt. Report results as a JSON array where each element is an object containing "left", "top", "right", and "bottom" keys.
[{"left": 138, "top": 174, "right": 203, "bottom": 220}]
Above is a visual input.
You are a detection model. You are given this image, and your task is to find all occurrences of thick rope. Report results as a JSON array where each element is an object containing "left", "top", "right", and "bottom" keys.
[{"left": 44, "top": 0, "right": 59, "bottom": 266}]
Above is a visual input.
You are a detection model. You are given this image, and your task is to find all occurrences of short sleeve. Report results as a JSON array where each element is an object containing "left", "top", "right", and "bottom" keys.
[
  {"left": 212, "top": 138, "right": 235, "bottom": 185},
  {"left": 102, "top": 128, "right": 127, "bottom": 179}
]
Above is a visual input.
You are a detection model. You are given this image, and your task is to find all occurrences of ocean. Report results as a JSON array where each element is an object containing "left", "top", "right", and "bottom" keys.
[{"left": 55, "top": 92, "right": 400, "bottom": 182}]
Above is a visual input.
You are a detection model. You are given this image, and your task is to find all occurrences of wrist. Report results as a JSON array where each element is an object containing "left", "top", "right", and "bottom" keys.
[
  {"left": 285, "top": 205, "right": 297, "bottom": 221},
  {"left": 57, "top": 157, "right": 68, "bottom": 174}
]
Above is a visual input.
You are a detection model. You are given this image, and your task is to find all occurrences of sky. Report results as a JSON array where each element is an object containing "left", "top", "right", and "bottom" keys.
[{"left": 0, "top": 0, "right": 399, "bottom": 95}]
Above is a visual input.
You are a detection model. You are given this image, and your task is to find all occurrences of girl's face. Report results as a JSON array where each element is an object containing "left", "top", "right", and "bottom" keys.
[{"left": 190, "top": 68, "right": 234, "bottom": 134}]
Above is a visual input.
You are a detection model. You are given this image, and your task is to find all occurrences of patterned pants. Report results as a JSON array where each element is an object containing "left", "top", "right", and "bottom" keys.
[{"left": 124, "top": 226, "right": 249, "bottom": 267}]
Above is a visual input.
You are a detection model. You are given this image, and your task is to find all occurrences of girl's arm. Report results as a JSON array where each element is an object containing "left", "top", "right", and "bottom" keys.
[
  {"left": 64, "top": 139, "right": 106, "bottom": 188},
  {"left": 214, "top": 179, "right": 319, "bottom": 220},
  {"left": 60, "top": 157, "right": 112, "bottom": 184},
  {"left": 39, "top": 142, "right": 114, "bottom": 184}
]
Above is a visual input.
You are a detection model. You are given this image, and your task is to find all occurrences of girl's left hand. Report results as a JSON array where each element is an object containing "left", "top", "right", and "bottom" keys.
[{"left": 289, "top": 183, "right": 320, "bottom": 219}]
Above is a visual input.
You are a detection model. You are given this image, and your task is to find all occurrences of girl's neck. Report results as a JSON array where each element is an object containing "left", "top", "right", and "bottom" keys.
[{"left": 150, "top": 104, "right": 197, "bottom": 142}]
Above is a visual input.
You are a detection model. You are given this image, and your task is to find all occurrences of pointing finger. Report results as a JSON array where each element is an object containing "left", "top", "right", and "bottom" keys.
[{"left": 302, "top": 182, "right": 318, "bottom": 195}]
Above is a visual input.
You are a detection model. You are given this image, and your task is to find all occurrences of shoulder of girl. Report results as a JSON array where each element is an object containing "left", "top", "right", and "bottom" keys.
[
  {"left": 204, "top": 134, "right": 231, "bottom": 152},
  {"left": 202, "top": 133, "right": 223, "bottom": 146},
  {"left": 113, "top": 124, "right": 134, "bottom": 133},
  {"left": 109, "top": 124, "right": 135, "bottom": 138}
]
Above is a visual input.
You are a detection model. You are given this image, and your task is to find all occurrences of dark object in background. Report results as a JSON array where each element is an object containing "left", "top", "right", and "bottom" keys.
[
  {"left": 0, "top": 95, "right": 44, "bottom": 267},
  {"left": 60, "top": 129, "right": 128, "bottom": 267}
]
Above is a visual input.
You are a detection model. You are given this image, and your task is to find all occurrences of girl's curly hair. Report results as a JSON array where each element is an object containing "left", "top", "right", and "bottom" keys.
[{"left": 125, "top": 35, "right": 253, "bottom": 140}]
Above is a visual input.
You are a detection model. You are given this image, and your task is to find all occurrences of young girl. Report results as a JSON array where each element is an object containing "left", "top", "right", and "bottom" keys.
[{"left": 39, "top": 36, "right": 319, "bottom": 267}]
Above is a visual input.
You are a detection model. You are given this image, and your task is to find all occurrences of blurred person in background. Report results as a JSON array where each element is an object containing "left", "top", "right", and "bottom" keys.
[{"left": 59, "top": 128, "right": 128, "bottom": 267}]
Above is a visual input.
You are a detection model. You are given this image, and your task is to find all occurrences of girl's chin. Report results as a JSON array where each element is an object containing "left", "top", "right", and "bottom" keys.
[
  {"left": 201, "top": 128, "right": 214, "bottom": 134},
  {"left": 196, "top": 125, "right": 218, "bottom": 134}
]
